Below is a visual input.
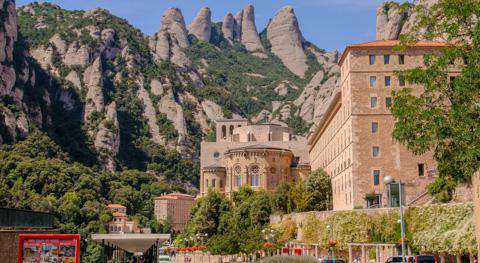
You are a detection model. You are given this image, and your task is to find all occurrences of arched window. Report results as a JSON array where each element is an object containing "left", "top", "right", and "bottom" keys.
[
  {"left": 229, "top": 125, "right": 234, "bottom": 136},
  {"left": 205, "top": 179, "right": 209, "bottom": 188},
  {"left": 250, "top": 165, "right": 260, "bottom": 187},
  {"left": 234, "top": 165, "right": 242, "bottom": 186},
  {"left": 268, "top": 132, "right": 272, "bottom": 141},
  {"left": 221, "top": 125, "right": 226, "bottom": 139}
]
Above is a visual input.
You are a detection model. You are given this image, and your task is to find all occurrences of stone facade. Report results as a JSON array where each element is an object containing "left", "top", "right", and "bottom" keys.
[
  {"left": 154, "top": 193, "right": 196, "bottom": 232},
  {"left": 200, "top": 119, "right": 310, "bottom": 196},
  {"left": 308, "top": 40, "right": 460, "bottom": 210}
]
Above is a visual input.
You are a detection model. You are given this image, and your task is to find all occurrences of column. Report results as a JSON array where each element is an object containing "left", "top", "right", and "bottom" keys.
[
  {"left": 315, "top": 245, "right": 319, "bottom": 258},
  {"left": 376, "top": 246, "right": 380, "bottom": 263},
  {"left": 348, "top": 245, "right": 353, "bottom": 263},
  {"left": 361, "top": 246, "right": 366, "bottom": 263},
  {"left": 456, "top": 255, "right": 461, "bottom": 263}
]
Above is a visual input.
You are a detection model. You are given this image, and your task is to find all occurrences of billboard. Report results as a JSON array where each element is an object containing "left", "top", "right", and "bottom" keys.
[{"left": 18, "top": 234, "right": 80, "bottom": 263}]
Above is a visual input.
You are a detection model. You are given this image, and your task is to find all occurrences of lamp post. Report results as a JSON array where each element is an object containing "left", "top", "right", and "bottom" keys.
[{"left": 383, "top": 175, "right": 406, "bottom": 262}]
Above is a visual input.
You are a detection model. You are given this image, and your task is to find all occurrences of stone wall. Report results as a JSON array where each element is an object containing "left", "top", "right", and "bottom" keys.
[{"left": 0, "top": 230, "right": 60, "bottom": 263}]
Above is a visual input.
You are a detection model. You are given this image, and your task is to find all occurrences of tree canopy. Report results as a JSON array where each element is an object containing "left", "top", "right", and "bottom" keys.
[{"left": 392, "top": 0, "right": 480, "bottom": 200}]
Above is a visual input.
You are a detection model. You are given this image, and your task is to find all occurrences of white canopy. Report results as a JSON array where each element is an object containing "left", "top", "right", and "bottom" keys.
[{"left": 91, "top": 233, "right": 170, "bottom": 254}]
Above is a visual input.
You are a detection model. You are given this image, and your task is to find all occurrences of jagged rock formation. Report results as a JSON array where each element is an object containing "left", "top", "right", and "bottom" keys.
[
  {"left": 239, "top": 5, "right": 266, "bottom": 56},
  {"left": 150, "top": 8, "right": 191, "bottom": 68},
  {"left": 94, "top": 102, "right": 120, "bottom": 172},
  {"left": 83, "top": 57, "right": 104, "bottom": 121},
  {"left": 376, "top": 0, "right": 438, "bottom": 40},
  {"left": 157, "top": 87, "right": 188, "bottom": 152},
  {"left": 294, "top": 50, "right": 340, "bottom": 123},
  {"left": 0, "top": 0, "right": 44, "bottom": 144},
  {"left": 137, "top": 84, "right": 166, "bottom": 145},
  {"left": 222, "top": 13, "right": 235, "bottom": 43},
  {"left": 376, "top": 2, "right": 408, "bottom": 40},
  {"left": 267, "top": 6, "right": 307, "bottom": 77},
  {"left": 0, "top": 0, "right": 18, "bottom": 97},
  {"left": 234, "top": 11, "right": 243, "bottom": 42},
  {"left": 188, "top": 7, "right": 212, "bottom": 42}
]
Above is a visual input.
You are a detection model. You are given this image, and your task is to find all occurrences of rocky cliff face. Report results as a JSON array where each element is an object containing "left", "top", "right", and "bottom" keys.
[
  {"left": 267, "top": 6, "right": 308, "bottom": 77},
  {"left": 0, "top": 0, "right": 46, "bottom": 144},
  {"left": 376, "top": 0, "right": 438, "bottom": 40},
  {"left": 150, "top": 8, "right": 191, "bottom": 68},
  {"left": 3, "top": 2, "right": 351, "bottom": 176},
  {"left": 188, "top": 7, "right": 212, "bottom": 42},
  {"left": 239, "top": 5, "right": 266, "bottom": 57}
]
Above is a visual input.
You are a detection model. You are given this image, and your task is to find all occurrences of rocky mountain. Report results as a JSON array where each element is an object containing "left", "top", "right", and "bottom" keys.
[{"left": 1, "top": 1, "right": 341, "bottom": 184}]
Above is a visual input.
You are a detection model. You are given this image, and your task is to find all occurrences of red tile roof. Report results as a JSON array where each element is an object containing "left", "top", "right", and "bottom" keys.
[
  {"left": 107, "top": 204, "right": 126, "bottom": 209},
  {"left": 339, "top": 40, "right": 449, "bottom": 66}
]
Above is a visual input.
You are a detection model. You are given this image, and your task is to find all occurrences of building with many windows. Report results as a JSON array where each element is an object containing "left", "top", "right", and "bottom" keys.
[
  {"left": 200, "top": 119, "right": 310, "bottom": 196},
  {"left": 154, "top": 193, "right": 196, "bottom": 232},
  {"left": 308, "top": 40, "right": 457, "bottom": 210}
]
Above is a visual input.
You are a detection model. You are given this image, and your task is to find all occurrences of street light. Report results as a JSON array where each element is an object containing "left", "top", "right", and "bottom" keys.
[{"left": 383, "top": 175, "right": 406, "bottom": 262}]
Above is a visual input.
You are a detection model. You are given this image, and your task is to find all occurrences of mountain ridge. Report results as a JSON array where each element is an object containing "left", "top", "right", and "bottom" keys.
[{"left": 2, "top": 1, "right": 341, "bottom": 177}]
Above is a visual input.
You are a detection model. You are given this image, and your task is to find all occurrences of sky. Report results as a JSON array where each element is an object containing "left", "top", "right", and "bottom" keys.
[{"left": 16, "top": 0, "right": 386, "bottom": 52}]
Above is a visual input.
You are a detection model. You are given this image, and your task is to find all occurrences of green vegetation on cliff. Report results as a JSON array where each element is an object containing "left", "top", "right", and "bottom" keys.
[{"left": 0, "top": 131, "right": 189, "bottom": 261}]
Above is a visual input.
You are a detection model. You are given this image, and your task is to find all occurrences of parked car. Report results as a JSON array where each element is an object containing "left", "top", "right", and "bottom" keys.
[
  {"left": 385, "top": 255, "right": 436, "bottom": 263},
  {"left": 407, "top": 255, "right": 436, "bottom": 263},
  {"left": 386, "top": 256, "right": 404, "bottom": 263}
]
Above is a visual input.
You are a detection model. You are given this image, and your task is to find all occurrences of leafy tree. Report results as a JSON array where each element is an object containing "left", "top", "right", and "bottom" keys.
[
  {"left": 391, "top": 0, "right": 480, "bottom": 200},
  {"left": 304, "top": 169, "right": 332, "bottom": 211}
]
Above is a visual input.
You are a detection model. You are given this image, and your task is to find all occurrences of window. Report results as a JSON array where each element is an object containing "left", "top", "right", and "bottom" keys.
[
  {"left": 212, "top": 179, "right": 216, "bottom": 188},
  {"left": 250, "top": 165, "right": 260, "bottom": 187},
  {"left": 370, "top": 97, "right": 378, "bottom": 108},
  {"left": 235, "top": 175, "right": 242, "bottom": 187},
  {"left": 399, "top": 55, "right": 405, "bottom": 64},
  {"left": 371, "top": 122, "right": 378, "bottom": 133},
  {"left": 221, "top": 125, "right": 226, "bottom": 139},
  {"left": 373, "top": 170, "right": 381, "bottom": 185},
  {"left": 372, "top": 146, "right": 380, "bottom": 157},
  {"left": 399, "top": 77, "right": 405, "bottom": 87},
  {"left": 385, "top": 76, "right": 391, "bottom": 87},
  {"left": 418, "top": 163, "right": 425, "bottom": 176},
  {"left": 384, "top": 55, "right": 390, "bottom": 64},
  {"left": 369, "top": 55, "right": 375, "bottom": 65},
  {"left": 386, "top": 97, "right": 392, "bottom": 108},
  {"left": 369, "top": 76, "right": 377, "bottom": 87},
  {"left": 213, "top": 152, "right": 220, "bottom": 158},
  {"left": 205, "top": 179, "right": 209, "bottom": 188}
]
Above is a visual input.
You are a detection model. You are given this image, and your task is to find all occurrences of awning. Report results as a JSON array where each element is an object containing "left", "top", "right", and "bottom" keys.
[{"left": 91, "top": 233, "right": 170, "bottom": 254}]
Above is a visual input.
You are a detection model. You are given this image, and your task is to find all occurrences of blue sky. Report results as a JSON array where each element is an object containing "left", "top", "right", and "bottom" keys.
[{"left": 16, "top": 0, "right": 385, "bottom": 52}]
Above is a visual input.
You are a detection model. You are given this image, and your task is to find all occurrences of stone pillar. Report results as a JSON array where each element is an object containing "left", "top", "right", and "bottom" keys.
[
  {"left": 439, "top": 254, "right": 445, "bottom": 263},
  {"left": 348, "top": 245, "right": 353, "bottom": 263},
  {"left": 376, "top": 246, "right": 380, "bottom": 263},
  {"left": 315, "top": 245, "right": 319, "bottom": 258}
]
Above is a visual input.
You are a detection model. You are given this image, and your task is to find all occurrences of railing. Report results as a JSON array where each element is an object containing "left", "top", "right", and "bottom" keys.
[{"left": 0, "top": 207, "right": 55, "bottom": 229}]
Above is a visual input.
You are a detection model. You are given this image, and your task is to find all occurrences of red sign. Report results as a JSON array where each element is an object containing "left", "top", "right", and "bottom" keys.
[{"left": 18, "top": 234, "right": 80, "bottom": 263}]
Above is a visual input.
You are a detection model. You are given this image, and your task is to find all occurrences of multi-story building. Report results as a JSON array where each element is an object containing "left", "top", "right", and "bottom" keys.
[
  {"left": 308, "top": 40, "right": 455, "bottom": 210},
  {"left": 154, "top": 193, "right": 196, "bottom": 232},
  {"left": 200, "top": 119, "right": 310, "bottom": 196}
]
